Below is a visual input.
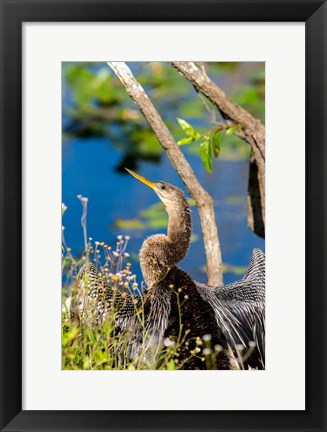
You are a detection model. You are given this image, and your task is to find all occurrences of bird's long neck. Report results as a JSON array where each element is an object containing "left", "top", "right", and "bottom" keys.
[
  {"left": 140, "top": 195, "right": 191, "bottom": 288},
  {"left": 166, "top": 197, "right": 191, "bottom": 262}
]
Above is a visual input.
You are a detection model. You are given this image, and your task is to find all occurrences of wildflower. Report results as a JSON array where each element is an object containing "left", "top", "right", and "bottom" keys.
[
  {"left": 249, "top": 341, "right": 256, "bottom": 348},
  {"left": 236, "top": 344, "right": 244, "bottom": 352},
  {"left": 125, "top": 235, "right": 130, "bottom": 240},
  {"left": 132, "top": 283, "right": 138, "bottom": 288},
  {"left": 203, "top": 348, "right": 211, "bottom": 356},
  {"left": 113, "top": 251, "right": 119, "bottom": 257},
  {"left": 203, "top": 334, "right": 212, "bottom": 342},
  {"left": 100, "top": 242, "right": 105, "bottom": 246},
  {"left": 95, "top": 241, "right": 100, "bottom": 246},
  {"left": 184, "top": 294, "right": 189, "bottom": 300},
  {"left": 214, "top": 344, "right": 223, "bottom": 352},
  {"left": 164, "top": 338, "right": 175, "bottom": 347},
  {"left": 117, "top": 235, "right": 123, "bottom": 240},
  {"left": 124, "top": 252, "right": 130, "bottom": 257}
]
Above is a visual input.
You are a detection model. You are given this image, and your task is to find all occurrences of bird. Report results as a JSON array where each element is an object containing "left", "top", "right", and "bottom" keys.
[{"left": 72, "top": 169, "right": 265, "bottom": 370}]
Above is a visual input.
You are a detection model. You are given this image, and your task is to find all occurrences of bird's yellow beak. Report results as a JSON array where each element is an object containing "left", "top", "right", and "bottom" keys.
[{"left": 125, "top": 168, "right": 157, "bottom": 191}]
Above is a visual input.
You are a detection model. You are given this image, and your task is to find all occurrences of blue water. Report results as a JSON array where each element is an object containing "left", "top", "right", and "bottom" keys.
[{"left": 62, "top": 137, "right": 264, "bottom": 285}]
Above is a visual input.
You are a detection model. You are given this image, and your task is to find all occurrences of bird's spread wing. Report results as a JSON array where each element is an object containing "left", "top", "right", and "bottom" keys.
[
  {"left": 71, "top": 262, "right": 171, "bottom": 367},
  {"left": 72, "top": 262, "right": 148, "bottom": 364},
  {"left": 196, "top": 248, "right": 265, "bottom": 369}
]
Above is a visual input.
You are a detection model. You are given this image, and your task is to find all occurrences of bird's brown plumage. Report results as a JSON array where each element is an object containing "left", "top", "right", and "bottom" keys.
[{"left": 73, "top": 170, "right": 265, "bottom": 369}]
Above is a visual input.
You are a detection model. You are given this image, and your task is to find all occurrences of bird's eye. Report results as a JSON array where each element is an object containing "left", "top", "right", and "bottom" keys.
[{"left": 160, "top": 183, "right": 166, "bottom": 190}]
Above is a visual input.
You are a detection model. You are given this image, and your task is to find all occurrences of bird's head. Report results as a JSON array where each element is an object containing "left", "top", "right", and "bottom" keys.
[{"left": 125, "top": 168, "right": 187, "bottom": 210}]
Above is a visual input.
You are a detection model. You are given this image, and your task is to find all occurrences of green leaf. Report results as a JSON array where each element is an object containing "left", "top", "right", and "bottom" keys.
[
  {"left": 167, "top": 359, "right": 176, "bottom": 370},
  {"left": 200, "top": 136, "right": 212, "bottom": 174},
  {"left": 177, "top": 117, "right": 193, "bottom": 132},
  {"left": 176, "top": 118, "right": 200, "bottom": 140},
  {"left": 226, "top": 126, "right": 237, "bottom": 136},
  {"left": 177, "top": 136, "right": 193, "bottom": 146},
  {"left": 210, "top": 130, "right": 221, "bottom": 158}
]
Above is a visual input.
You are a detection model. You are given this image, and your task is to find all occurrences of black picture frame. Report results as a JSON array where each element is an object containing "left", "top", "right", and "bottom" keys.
[{"left": 1, "top": 1, "right": 326, "bottom": 431}]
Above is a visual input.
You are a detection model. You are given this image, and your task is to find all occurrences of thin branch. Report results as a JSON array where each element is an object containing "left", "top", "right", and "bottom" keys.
[{"left": 107, "top": 61, "right": 223, "bottom": 286}]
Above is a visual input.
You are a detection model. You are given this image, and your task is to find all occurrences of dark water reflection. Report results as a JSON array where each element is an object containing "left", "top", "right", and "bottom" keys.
[{"left": 62, "top": 137, "right": 264, "bottom": 285}]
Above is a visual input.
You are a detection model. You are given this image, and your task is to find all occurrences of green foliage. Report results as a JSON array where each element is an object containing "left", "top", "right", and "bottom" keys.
[
  {"left": 176, "top": 118, "right": 201, "bottom": 144},
  {"left": 232, "top": 67, "right": 265, "bottom": 121},
  {"left": 176, "top": 116, "right": 242, "bottom": 173},
  {"left": 200, "top": 135, "right": 212, "bottom": 173},
  {"left": 65, "top": 64, "right": 123, "bottom": 109},
  {"left": 63, "top": 62, "right": 265, "bottom": 169}
]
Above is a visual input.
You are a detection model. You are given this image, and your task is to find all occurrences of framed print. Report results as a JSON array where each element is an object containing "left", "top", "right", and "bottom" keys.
[{"left": 1, "top": 1, "right": 326, "bottom": 431}]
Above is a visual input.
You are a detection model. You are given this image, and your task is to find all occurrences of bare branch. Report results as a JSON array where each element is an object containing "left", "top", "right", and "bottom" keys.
[{"left": 107, "top": 61, "right": 223, "bottom": 286}]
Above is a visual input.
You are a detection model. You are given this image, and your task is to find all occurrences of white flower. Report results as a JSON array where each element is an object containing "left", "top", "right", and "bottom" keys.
[
  {"left": 164, "top": 338, "right": 175, "bottom": 347},
  {"left": 214, "top": 344, "right": 223, "bottom": 352}
]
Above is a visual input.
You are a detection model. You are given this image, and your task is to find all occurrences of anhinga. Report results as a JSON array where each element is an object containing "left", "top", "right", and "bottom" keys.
[{"left": 73, "top": 169, "right": 265, "bottom": 370}]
